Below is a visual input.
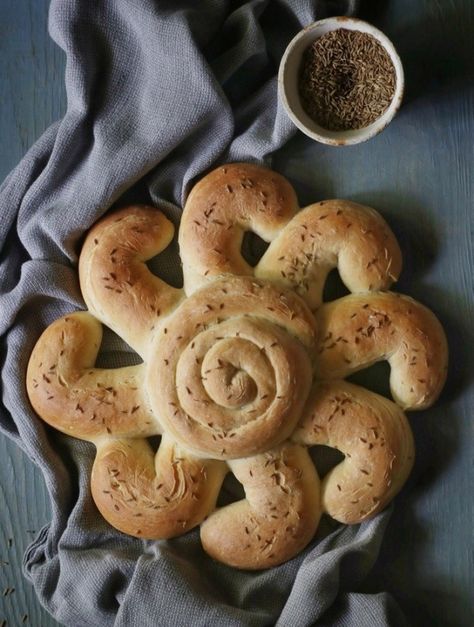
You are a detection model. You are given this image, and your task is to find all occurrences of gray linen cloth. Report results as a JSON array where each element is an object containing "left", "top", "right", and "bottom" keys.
[{"left": 0, "top": 1, "right": 408, "bottom": 625}]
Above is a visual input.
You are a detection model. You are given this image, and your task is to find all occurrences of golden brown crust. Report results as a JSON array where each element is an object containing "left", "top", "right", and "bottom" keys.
[
  {"left": 146, "top": 276, "right": 315, "bottom": 459},
  {"left": 179, "top": 163, "right": 299, "bottom": 295},
  {"left": 200, "top": 443, "right": 321, "bottom": 569},
  {"left": 314, "top": 292, "right": 448, "bottom": 409},
  {"left": 26, "top": 312, "right": 158, "bottom": 441},
  {"left": 292, "top": 380, "right": 414, "bottom": 524},
  {"left": 79, "top": 205, "right": 183, "bottom": 357},
  {"left": 92, "top": 436, "right": 227, "bottom": 539},
  {"left": 255, "top": 199, "right": 402, "bottom": 310}
]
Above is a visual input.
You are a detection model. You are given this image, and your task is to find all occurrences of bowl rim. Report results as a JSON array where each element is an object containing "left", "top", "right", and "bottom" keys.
[{"left": 278, "top": 16, "right": 405, "bottom": 146}]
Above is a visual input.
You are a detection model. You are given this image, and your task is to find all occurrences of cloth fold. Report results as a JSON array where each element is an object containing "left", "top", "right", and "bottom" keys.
[{"left": 1, "top": 0, "right": 408, "bottom": 625}]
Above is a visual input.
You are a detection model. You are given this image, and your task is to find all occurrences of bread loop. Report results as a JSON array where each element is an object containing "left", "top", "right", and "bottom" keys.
[
  {"left": 255, "top": 199, "right": 402, "bottom": 310},
  {"left": 314, "top": 292, "right": 448, "bottom": 409},
  {"left": 146, "top": 276, "right": 316, "bottom": 459},
  {"left": 79, "top": 205, "right": 183, "bottom": 358},
  {"left": 200, "top": 442, "right": 321, "bottom": 569},
  {"left": 292, "top": 380, "right": 414, "bottom": 524},
  {"left": 179, "top": 163, "right": 298, "bottom": 295},
  {"left": 92, "top": 435, "right": 226, "bottom": 539},
  {"left": 26, "top": 312, "right": 158, "bottom": 440}
]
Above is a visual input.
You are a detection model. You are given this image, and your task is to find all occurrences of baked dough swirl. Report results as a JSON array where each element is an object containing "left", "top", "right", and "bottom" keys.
[
  {"left": 27, "top": 163, "right": 448, "bottom": 569},
  {"left": 147, "top": 276, "right": 315, "bottom": 459}
]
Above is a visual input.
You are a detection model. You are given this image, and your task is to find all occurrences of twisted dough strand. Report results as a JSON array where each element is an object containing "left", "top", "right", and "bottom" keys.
[
  {"left": 255, "top": 199, "right": 402, "bottom": 310},
  {"left": 79, "top": 205, "right": 183, "bottom": 358},
  {"left": 92, "top": 435, "right": 227, "bottom": 539},
  {"left": 292, "top": 380, "right": 414, "bottom": 524},
  {"left": 26, "top": 312, "right": 158, "bottom": 440},
  {"left": 314, "top": 292, "right": 448, "bottom": 409},
  {"left": 201, "top": 442, "right": 321, "bottom": 569},
  {"left": 179, "top": 163, "right": 298, "bottom": 295}
]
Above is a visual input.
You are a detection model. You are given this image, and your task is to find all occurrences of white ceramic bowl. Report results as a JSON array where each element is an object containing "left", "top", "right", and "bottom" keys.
[{"left": 278, "top": 17, "right": 405, "bottom": 146}]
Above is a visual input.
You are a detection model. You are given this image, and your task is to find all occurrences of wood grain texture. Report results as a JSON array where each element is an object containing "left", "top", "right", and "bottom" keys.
[
  {"left": 1, "top": 0, "right": 473, "bottom": 626},
  {"left": 0, "top": 1, "right": 65, "bottom": 626},
  {"left": 0, "top": 438, "right": 58, "bottom": 627}
]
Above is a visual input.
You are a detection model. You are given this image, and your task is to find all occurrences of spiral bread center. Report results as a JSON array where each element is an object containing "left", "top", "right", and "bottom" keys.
[
  {"left": 201, "top": 339, "right": 262, "bottom": 408},
  {"left": 147, "top": 275, "right": 316, "bottom": 459}
]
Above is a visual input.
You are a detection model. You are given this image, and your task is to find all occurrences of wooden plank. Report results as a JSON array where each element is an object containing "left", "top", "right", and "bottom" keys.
[
  {"left": 0, "top": 1, "right": 64, "bottom": 625},
  {"left": 0, "top": 438, "right": 59, "bottom": 626},
  {"left": 0, "top": 0, "right": 66, "bottom": 183}
]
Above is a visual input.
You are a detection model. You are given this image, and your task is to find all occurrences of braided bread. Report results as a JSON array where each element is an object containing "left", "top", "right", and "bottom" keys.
[{"left": 26, "top": 163, "right": 448, "bottom": 569}]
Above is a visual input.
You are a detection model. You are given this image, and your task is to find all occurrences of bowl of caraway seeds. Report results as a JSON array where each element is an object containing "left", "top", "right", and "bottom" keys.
[{"left": 278, "top": 17, "right": 404, "bottom": 146}]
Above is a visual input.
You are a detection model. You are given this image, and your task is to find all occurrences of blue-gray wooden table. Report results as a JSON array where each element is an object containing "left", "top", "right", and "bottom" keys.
[{"left": 1, "top": 1, "right": 473, "bottom": 626}]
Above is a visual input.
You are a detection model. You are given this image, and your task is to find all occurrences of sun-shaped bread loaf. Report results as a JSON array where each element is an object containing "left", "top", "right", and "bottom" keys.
[{"left": 27, "top": 163, "right": 448, "bottom": 569}]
